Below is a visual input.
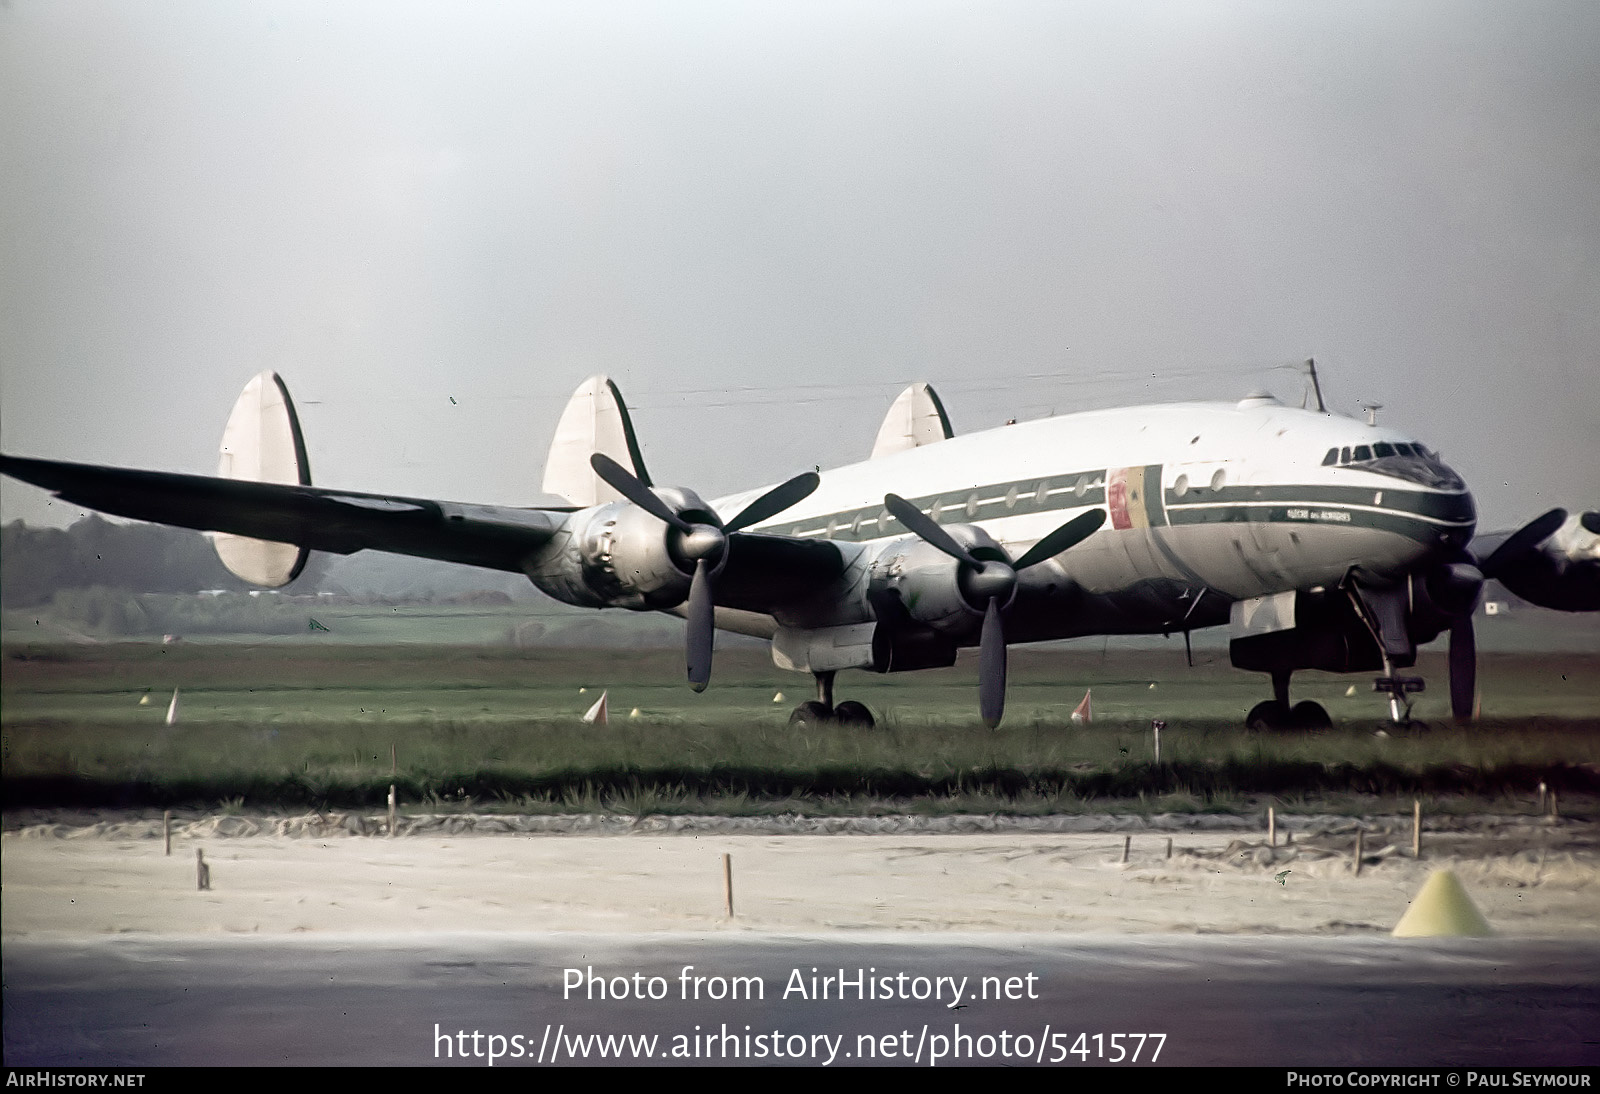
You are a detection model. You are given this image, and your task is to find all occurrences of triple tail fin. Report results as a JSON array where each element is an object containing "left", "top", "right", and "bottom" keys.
[
  {"left": 211, "top": 371, "right": 311, "bottom": 586},
  {"left": 541, "top": 375, "right": 650, "bottom": 506}
]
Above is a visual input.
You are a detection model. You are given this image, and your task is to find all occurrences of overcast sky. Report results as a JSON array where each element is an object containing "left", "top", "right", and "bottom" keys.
[{"left": 2, "top": 0, "right": 1596, "bottom": 533}]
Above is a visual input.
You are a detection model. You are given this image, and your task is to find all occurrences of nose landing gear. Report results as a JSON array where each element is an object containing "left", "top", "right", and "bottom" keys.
[{"left": 787, "top": 671, "right": 877, "bottom": 729}]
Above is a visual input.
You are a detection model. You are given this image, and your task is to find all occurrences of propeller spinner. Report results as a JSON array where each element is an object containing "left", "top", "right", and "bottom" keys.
[
  {"left": 884, "top": 493, "right": 1105, "bottom": 727},
  {"left": 590, "top": 453, "right": 819, "bottom": 691}
]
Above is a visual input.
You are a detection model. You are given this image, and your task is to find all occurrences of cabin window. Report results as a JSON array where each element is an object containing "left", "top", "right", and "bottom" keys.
[
  {"left": 1210, "top": 469, "right": 1227, "bottom": 492},
  {"left": 1173, "top": 474, "right": 1189, "bottom": 497},
  {"left": 1322, "top": 448, "right": 1338, "bottom": 466},
  {"left": 1374, "top": 442, "right": 1395, "bottom": 458},
  {"left": 1034, "top": 481, "right": 1050, "bottom": 506},
  {"left": 1353, "top": 445, "right": 1372, "bottom": 461},
  {"left": 966, "top": 493, "right": 981, "bottom": 518},
  {"left": 1074, "top": 474, "right": 1088, "bottom": 498},
  {"left": 1340, "top": 446, "right": 1352, "bottom": 464},
  {"left": 1004, "top": 485, "right": 1019, "bottom": 510}
]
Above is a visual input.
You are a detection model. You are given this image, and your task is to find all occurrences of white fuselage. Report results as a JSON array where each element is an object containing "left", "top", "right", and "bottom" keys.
[{"left": 720, "top": 397, "right": 1476, "bottom": 642}]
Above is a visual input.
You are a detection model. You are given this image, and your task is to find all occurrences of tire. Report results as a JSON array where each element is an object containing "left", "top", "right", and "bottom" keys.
[
  {"left": 1290, "top": 700, "right": 1332, "bottom": 730},
  {"left": 788, "top": 701, "right": 833, "bottom": 727},
  {"left": 1245, "top": 700, "right": 1289, "bottom": 731},
  {"left": 832, "top": 700, "right": 875, "bottom": 729}
]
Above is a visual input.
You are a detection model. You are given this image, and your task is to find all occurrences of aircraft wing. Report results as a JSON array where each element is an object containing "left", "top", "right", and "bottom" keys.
[
  {"left": 713, "top": 531, "right": 851, "bottom": 612},
  {"left": 0, "top": 454, "right": 570, "bottom": 575}
]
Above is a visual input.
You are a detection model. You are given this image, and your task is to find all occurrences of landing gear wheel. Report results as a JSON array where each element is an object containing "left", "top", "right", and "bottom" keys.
[
  {"left": 1290, "top": 701, "right": 1332, "bottom": 730},
  {"left": 832, "top": 700, "right": 875, "bottom": 729},
  {"left": 788, "top": 701, "right": 833, "bottom": 727},
  {"left": 1246, "top": 700, "right": 1290, "bottom": 731}
]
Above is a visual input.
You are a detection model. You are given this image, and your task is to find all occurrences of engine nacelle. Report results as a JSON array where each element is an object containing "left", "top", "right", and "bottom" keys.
[
  {"left": 526, "top": 486, "right": 720, "bottom": 611},
  {"left": 867, "top": 525, "right": 1013, "bottom": 634}
]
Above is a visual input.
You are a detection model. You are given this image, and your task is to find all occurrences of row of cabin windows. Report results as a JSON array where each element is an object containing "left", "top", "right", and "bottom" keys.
[{"left": 1321, "top": 441, "right": 1434, "bottom": 466}]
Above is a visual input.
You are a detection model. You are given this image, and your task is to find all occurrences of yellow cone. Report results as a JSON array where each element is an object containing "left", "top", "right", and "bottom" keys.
[
  {"left": 1392, "top": 870, "right": 1493, "bottom": 937},
  {"left": 773, "top": 692, "right": 785, "bottom": 703}
]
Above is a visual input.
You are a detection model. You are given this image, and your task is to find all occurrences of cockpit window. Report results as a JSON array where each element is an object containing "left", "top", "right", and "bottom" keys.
[{"left": 1324, "top": 437, "right": 1463, "bottom": 488}]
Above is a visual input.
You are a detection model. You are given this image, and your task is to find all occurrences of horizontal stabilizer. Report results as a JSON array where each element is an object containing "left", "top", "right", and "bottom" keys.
[
  {"left": 870, "top": 382, "right": 953, "bottom": 459},
  {"left": 542, "top": 375, "right": 651, "bottom": 506},
  {"left": 212, "top": 371, "right": 312, "bottom": 586}
]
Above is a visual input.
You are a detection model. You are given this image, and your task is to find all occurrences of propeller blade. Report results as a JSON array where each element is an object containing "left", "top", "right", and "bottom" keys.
[
  {"left": 884, "top": 493, "right": 980, "bottom": 566},
  {"left": 1480, "top": 508, "right": 1566, "bottom": 577},
  {"left": 686, "top": 558, "right": 714, "bottom": 692},
  {"left": 979, "top": 596, "right": 1007, "bottom": 728},
  {"left": 724, "top": 471, "right": 821, "bottom": 534},
  {"left": 589, "top": 453, "right": 692, "bottom": 532},
  {"left": 1449, "top": 616, "right": 1476, "bottom": 722},
  {"left": 1013, "top": 509, "right": 1108, "bottom": 571}
]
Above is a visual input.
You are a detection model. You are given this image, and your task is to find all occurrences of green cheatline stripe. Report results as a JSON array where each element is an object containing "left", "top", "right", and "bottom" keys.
[
  {"left": 1166, "top": 504, "right": 1470, "bottom": 544},
  {"left": 1169, "top": 482, "right": 1473, "bottom": 523},
  {"left": 1141, "top": 464, "right": 1167, "bottom": 528},
  {"left": 780, "top": 500, "right": 1460, "bottom": 548}
]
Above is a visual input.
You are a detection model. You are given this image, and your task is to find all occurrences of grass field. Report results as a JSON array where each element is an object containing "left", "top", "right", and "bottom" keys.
[{"left": 4, "top": 640, "right": 1597, "bottom": 816}]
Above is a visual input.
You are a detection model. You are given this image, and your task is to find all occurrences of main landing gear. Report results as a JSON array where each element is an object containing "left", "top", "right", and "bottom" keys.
[
  {"left": 788, "top": 671, "right": 876, "bottom": 729},
  {"left": 1246, "top": 670, "right": 1333, "bottom": 731}
]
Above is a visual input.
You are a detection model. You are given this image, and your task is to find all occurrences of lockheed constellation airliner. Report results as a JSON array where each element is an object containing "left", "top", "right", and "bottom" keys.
[{"left": 3, "top": 371, "right": 1595, "bottom": 729}]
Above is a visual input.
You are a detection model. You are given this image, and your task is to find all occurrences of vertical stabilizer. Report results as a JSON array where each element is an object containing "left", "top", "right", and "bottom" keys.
[
  {"left": 212, "top": 372, "right": 311, "bottom": 586},
  {"left": 542, "top": 375, "right": 651, "bottom": 506},
  {"left": 870, "top": 382, "right": 954, "bottom": 459}
]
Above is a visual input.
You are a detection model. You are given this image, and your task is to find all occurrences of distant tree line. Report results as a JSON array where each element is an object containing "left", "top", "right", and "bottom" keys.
[
  {"left": 3, "top": 517, "right": 261, "bottom": 607},
  {"left": 0, "top": 517, "right": 520, "bottom": 611}
]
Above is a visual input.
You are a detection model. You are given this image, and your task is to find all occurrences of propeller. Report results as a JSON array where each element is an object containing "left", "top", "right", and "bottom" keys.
[
  {"left": 590, "top": 453, "right": 819, "bottom": 691},
  {"left": 1433, "top": 508, "right": 1567, "bottom": 722},
  {"left": 1479, "top": 508, "right": 1567, "bottom": 579},
  {"left": 1448, "top": 616, "right": 1476, "bottom": 721},
  {"left": 884, "top": 493, "right": 1105, "bottom": 727}
]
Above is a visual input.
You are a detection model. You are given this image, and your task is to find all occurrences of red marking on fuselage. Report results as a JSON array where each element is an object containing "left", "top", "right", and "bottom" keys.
[{"left": 1107, "top": 467, "right": 1131, "bottom": 530}]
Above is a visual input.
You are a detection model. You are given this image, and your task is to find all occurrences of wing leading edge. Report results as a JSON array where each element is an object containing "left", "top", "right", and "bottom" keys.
[{"left": 1, "top": 454, "right": 569, "bottom": 576}]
